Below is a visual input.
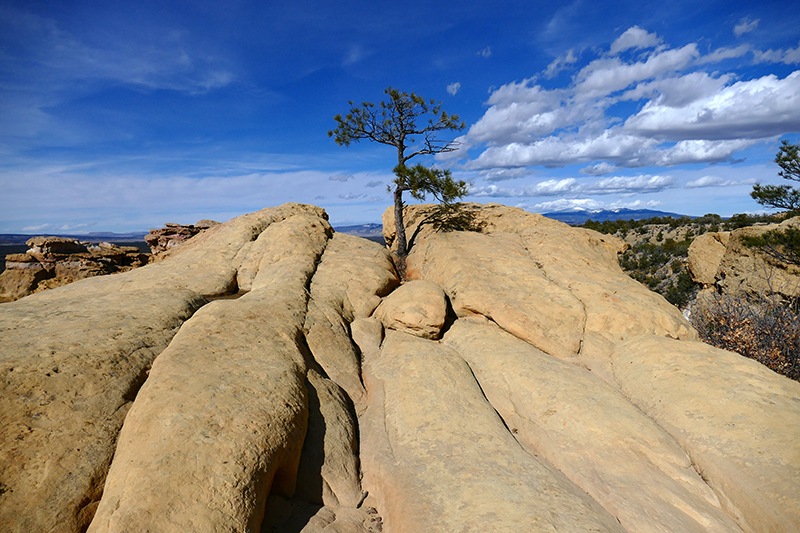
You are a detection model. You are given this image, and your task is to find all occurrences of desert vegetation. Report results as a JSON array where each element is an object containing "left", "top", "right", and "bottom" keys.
[{"left": 580, "top": 209, "right": 800, "bottom": 381}]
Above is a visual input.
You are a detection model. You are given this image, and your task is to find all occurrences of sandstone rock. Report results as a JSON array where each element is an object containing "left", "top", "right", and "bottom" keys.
[
  {"left": 688, "top": 233, "right": 729, "bottom": 286},
  {"left": 89, "top": 210, "right": 331, "bottom": 533},
  {"left": 26, "top": 236, "right": 89, "bottom": 256},
  {"left": 145, "top": 220, "right": 219, "bottom": 254},
  {"left": 295, "top": 369, "right": 363, "bottom": 508},
  {"left": 132, "top": 203, "right": 329, "bottom": 298},
  {"left": 374, "top": 280, "right": 447, "bottom": 339},
  {"left": 359, "top": 330, "right": 626, "bottom": 533},
  {"left": 399, "top": 203, "right": 695, "bottom": 374},
  {"left": 444, "top": 320, "right": 741, "bottom": 533},
  {"left": 261, "top": 496, "right": 382, "bottom": 533},
  {"left": 0, "top": 204, "right": 335, "bottom": 533},
  {"left": 349, "top": 317, "right": 383, "bottom": 363},
  {"left": 0, "top": 237, "right": 150, "bottom": 302},
  {"left": 0, "top": 281, "right": 206, "bottom": 533},
  {"left": 407, "top": 230, "right": 585, "bottom": 358},
  {"left": 687, "top": 217, "right": 800, "bottom": 299},
  {"left": 303, "top": 233, "right": 399, "bottom": 414},
  {"left": 612, "top": 335, "right": 800, "bottom": 532}
]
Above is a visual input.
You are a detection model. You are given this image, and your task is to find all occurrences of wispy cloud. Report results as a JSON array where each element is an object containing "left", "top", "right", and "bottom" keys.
[
  {"left": 329, "top": 174, "right": 353, "bottom": 182},
  {"left": 478, "top": 46, "right": 492, "bottom": 58},
  {"left": 734, "top": 17, "right": 759, "bottom": 38},
  {"left": 685, "top": 175, "right": 755, "bottom": 188},
  {"left": 447, "top": 82, "right": 461, "bottom": 95}
]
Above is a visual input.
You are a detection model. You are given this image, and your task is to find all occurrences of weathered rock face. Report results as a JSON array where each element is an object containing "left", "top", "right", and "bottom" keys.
[
  {"left": 145, "top": 220, "right": 219, "bottom": 254},
  {"left": 687, "top": 216, "right": 800, "bottom": 298},
  {"left": 2, "top": 202, "right": 798, "bottom": 533},
  {"left": 0, "top": 237, "right": 150, "bottom": 302}
]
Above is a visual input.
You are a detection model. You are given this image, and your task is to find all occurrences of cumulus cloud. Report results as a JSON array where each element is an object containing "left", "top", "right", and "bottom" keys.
[
  {"left": 609, "top": 26, "right": 663, "bottom": 55},
  {"left": 624, "top": 72, "right": 800, "bottom": 140},
  {"left": 461, "top": 27, "right": 800, "bottom": 177},
  {"left": 734, "top": 17, "right": 759, "bottom": 38},
  {"left": 471, "top": 178, "right": 577, "bottom": 197},
  {"left": 447, "top": 82, "right": 461, "bottom": 96},
  {"left": 575, "top": 44, "right": 699, "bottom": 96}
]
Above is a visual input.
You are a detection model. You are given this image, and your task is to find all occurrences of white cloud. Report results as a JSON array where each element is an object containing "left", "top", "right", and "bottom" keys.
[
  {"left": 447, "top": 82, "right": 461, "bottom": 96},
  {"left": 329, "top": 174, "right": 353, "bottom": 182},
  {"left": 579, "top": 175, "right": 675, "bottom": 194},
  {"left": 469, "top": 174, "right": 675, "bottom": 198},
  {"left": 338, "top": 193, "right": 367, "bottom": 200},
  {"left": 480, "top": 167, "right": 531, "bottom": 181},
  {"left": 620, "top": 72, "right": 732, "bottom": 107},
  {"left": 581, "top": 162, "right": 617, "bottom": 175},
  {"left": 365, "top": 180, "right": 383, "bottom": 187},
  {"left": 734, "top": 17, "right": 759, "bottom": 38},
  {"left": 754, "top": 42, "right": 800, "bottom": 65},
  {"left": 609, "top": 26, "right": 662, "bottom": 55},
  {"left": 575, "top": 44, "right": 699, "bottom": 96},
  {"left": 624, "top": 72, "right": 800, "bottom": 140},
  {"left": 478, "top": 46, "right": 492, "bottom": 58},
  {"left": 529, "top": 198, "right": 662, "bottom": 213},
  {"left": 544, "top": 49, "right": 579, "bottom": 79},
  {"left": 471, "top": 178, "right": 577, "bottom": 197},
  {"left": 685, "top": 175, "right": 755, "bottom": 188},
  {"left": 696, "top": 45, "right": 751, "bottom": 65}
]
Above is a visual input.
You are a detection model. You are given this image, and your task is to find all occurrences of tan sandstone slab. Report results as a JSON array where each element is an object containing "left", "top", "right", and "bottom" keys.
[
  {"left": 406, "top": 230, "right": 585, "bottom": 358},
  {"left": 0, "top": 276, "right": 206, "bottom": 533},
  {"left": 304, "top": 233, "right": 399, "bottom": 414},
  {"left": 444, "top": 319, "right": 742, "bottom": 533},
  {"left": 359, "top": 330, "right": 625, "bottom": 533},
  {"left": 89, "top": 212, "right": 331, "bottom": 533},
  {"left": 612, "top": 335, "right": 800, "bottom": 533}
]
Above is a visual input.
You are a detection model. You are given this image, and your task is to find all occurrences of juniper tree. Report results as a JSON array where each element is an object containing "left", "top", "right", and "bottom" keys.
[
  {"left": 329, "top": 87, "right": 467, "bottom": 257},
  {"left": 751, "top": 140, "right": 800, "bottom": 212}
]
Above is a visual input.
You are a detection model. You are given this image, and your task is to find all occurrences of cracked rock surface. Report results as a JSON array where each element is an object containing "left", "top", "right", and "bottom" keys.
[{"left": 1, "top": 202, "right": 798, "bottom": 533}]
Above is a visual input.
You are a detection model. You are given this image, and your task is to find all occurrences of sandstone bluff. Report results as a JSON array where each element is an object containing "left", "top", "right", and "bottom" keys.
[{"left": 1, "top": 203, "right": 798, "bottom": 533}]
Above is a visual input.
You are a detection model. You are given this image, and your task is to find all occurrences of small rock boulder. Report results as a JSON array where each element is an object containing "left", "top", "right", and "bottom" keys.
[{"left": 374, "top": 280, "right": 448, "bottom": 339}]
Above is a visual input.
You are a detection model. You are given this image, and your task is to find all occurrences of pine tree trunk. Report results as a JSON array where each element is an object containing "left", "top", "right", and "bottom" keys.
[{"left": 394, "top": 187, "right": 407, "bottom": 257}]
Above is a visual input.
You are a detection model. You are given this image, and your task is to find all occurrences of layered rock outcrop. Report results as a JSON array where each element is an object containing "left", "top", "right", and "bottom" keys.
[
  {"left": 0, "top": 237, "right": 149, "bottom": 302},
  {"left": 688, "top": 216, "right": 800, "bottom": 298},
  {"left": 145, "top": 219, "right": 219, "bottom": 254},
  {"left": 2, "top": 202, "right": 798, "bottom": 533}
]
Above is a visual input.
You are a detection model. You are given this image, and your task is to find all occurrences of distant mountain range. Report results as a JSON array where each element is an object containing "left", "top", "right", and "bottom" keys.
[
  {"left": 334, "top": 223, "right": 384, "bottom": 236},
  {"left": 0, "top": 232, "right": 147, "bottom": 245},
  {"left": 542, "top": 208, "right": 687, "bottom": 225}
]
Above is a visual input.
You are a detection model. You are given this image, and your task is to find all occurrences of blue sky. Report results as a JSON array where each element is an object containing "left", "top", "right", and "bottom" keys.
[{"left": 1, "top": 0, "right": 799, "bottom": 233}]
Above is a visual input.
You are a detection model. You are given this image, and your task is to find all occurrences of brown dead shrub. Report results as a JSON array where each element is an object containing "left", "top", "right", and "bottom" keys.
[{"left": 691, "top": 292, "right": 800, "bottom": 381}]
